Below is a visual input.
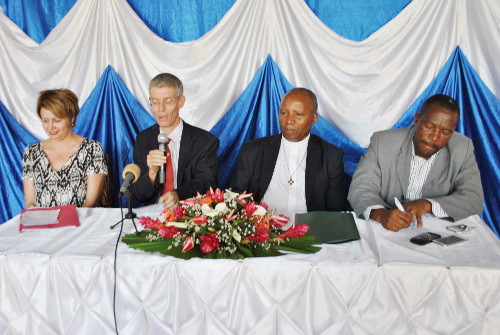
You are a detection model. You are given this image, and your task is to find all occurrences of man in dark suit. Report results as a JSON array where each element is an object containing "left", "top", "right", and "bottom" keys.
[
  {"left": 132, "top": 73, "right": 219, "bottom": 207},
  {"left": 348, "top": 94, "right": 483, "bottom": 231},
  {"left": 230, "top": 88, "right": 348, "bottom": 213}
]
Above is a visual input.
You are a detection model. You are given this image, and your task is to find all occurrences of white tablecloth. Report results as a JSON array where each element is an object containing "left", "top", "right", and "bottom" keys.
[{"left": 1, "top": 207, "right": 499, "bottom": 335}]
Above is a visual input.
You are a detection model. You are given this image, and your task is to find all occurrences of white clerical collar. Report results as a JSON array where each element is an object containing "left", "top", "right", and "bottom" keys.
[{"left": 282, "top": 133, "right": 310, "bottom": 148}]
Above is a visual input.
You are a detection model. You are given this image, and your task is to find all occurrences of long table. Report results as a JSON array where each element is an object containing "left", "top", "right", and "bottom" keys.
[{"left": 1, "top": 207, "right": 499, "bottom": 335}]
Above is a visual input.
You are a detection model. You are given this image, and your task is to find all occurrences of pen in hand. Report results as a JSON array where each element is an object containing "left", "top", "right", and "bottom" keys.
[{"left": 394, "top": 197, "right": 415, "bottom": 228}]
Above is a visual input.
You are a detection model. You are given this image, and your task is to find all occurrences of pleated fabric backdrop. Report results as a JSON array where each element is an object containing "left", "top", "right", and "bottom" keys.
[{"left": 0, "top": 0, "right": 498, "bottom": 237}]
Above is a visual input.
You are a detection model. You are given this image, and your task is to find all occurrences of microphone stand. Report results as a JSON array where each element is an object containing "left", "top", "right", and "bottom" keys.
[{"left": 110, "top": 189, "right": 140, "bottom": 235}]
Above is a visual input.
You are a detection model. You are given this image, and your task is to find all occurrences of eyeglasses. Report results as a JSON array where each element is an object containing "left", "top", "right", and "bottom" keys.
[{"left": 149, "top": 97, "right": 180, "bottom": 109}]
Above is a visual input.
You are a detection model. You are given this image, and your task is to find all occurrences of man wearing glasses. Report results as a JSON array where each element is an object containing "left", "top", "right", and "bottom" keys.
[{"left": 132, "top": 73, "right": 219, "bottom": 207}]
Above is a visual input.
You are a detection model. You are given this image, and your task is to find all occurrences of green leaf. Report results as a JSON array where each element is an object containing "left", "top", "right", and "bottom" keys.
[{"left": 236, "top": 244, "right": 254, "bottom": 257}]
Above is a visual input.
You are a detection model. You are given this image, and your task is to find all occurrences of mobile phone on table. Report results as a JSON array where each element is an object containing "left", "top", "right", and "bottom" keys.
[
  {"left": 410, "top": 232, "right": 441, "bottom": 245},
  {"left": 432, "top": 235, "right": 468, "bottom": 246}
]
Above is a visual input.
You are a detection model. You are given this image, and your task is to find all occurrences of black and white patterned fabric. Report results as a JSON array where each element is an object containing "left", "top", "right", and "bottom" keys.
[{"left": 22, "top": 138, "right": 108, "bottom": 207}]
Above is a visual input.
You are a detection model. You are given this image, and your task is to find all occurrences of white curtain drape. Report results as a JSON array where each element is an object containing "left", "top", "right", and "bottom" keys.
[{"left": 1, "top": 0, "right": 498, "bottom": 147}]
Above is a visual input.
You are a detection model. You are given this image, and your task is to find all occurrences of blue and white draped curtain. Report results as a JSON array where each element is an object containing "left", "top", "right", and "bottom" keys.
[{"left": 0, "top": 0, "right": 498, "bottom": 237}]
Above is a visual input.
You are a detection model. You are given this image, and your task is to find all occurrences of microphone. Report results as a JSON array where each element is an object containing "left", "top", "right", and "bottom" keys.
[
  {"left": 119, "top": 164, "right": 141, "bottom": 197},
  {"left": 158, "top": 133, "right": 168, "bottom": 184}
]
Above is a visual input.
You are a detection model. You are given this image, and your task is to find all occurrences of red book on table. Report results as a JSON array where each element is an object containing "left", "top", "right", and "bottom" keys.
[{"left": 19, "top": 204, "right": 80, "bottom": 233}]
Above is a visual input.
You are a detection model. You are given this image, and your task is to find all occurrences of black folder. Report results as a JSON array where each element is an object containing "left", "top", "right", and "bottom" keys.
[{"left": 296, "top": 211, "right": 360, "bottom": 244}]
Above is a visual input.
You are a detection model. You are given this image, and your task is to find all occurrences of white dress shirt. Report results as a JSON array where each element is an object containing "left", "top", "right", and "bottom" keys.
[{"left": 262, "top": 134, "right": 309, "bottom": 216}]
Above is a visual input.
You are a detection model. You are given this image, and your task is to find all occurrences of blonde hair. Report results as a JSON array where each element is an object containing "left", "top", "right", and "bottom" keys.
[
  {"left": 36, "top": 89, "right": 79, "bottom": 123},
  {"left": 149, "top": 73, "right": 183, "bottom": 97}
]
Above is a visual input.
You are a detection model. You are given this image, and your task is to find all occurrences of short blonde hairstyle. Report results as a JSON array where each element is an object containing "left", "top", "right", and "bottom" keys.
[
  {"left": 149, "top": 73, "right": 183, "bottom": 97},
  {"left": 36, "top": 89, "right": 79, "bottom": 123}
]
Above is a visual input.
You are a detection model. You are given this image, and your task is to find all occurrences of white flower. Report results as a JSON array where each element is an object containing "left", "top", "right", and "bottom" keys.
[
  {"left": 166, "top": 222, "right": 188, "bottom": 229},
  {"left": 215, "top": 202, "right": 228, "bottom": 213},
  {"left": 253, "top": 205, "right": 267, "bottom": 216},
  {"left": 201, "top": 204, "right": 220, "bottom": 217},
  {"left": 225, "top": 190, "right": 239, "bottom": 201},
  {"left": 232, "top": 230, "right": 241, "bottom": 242}
]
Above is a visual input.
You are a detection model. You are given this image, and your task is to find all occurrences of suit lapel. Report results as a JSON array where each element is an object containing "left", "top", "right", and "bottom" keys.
[
  {"left": 177, "top": 124, "right": 192, "bottom": 186},
  {"left": 396, "top": 128, "right": 414, "bottom": 197},
  {"left": 423, "top": 147, "right": 449, "bottom": 191},
  {"left": 259, "top": 135, "right": 281, "bottom": 196},
  {"left": 305, "top": 135, "right": 320, "bottom": 204}
]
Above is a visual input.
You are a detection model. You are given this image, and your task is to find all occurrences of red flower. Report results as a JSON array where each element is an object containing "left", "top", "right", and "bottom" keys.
[
  {"left": 207, "top": 187, "right": 225, "bottom": 203},
  {"left": 260, "top": 202, "right": 269, "bottom": 210},
  {"left": 277, "top": 224, "right": 309, "bottom": 239},
  {"left": 139, "top": 216, "right": 162, "bottom": 230},
  {"left": 192, "top": 215, "right": 208, "bottom": 225},
  {"left": 199, "top": 233, "right": 220, "bottom": 253},
  {"left": 182, "top": 237, "right": 194, "bottom": 253},
  {"left": 244, "top": 201, "right": 258, "bottom": 217},
  {"left": 158, "top": 226, "right": 182, "bottom": 238},
  {"left": 173, "top": 206, "right": 186, "bottom": 220},
  {"left": 245, "top": 228, "right": 269, "bottom": 243}
]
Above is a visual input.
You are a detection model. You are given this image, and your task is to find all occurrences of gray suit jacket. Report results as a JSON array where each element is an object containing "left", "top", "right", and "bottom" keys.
[{"left": 348, "top": 126, "right": 483, "bottom": 221}]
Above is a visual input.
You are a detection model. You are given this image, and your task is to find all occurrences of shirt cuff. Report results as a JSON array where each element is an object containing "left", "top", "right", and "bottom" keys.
[
  {"left": 425, "top": 198, "right": 449, "bottom": 218},
  {"left": 363, "top": 205, "right": 385, "bottom": 221}
]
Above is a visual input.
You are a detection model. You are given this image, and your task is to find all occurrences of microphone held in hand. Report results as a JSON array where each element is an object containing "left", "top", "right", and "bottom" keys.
[
  {"left": 119, "top": 164, "right": 141, "bottom": 197},
  {"left": 158, "top": 133, "right": 168, "bottom": 184}
]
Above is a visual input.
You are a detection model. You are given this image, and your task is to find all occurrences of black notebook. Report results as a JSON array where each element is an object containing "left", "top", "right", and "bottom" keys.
[{"left": 296, "top": 211, "right": 360, "bottom": 244}]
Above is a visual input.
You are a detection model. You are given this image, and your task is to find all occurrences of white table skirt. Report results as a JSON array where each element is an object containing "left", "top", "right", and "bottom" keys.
[{"left": 1, "top": 207, "right": 499, "bottom": 335}]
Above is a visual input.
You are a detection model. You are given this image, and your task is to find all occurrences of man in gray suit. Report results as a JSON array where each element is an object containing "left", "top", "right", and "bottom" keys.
[{"left": 348, "top": 94, "right": 483, "bottom": 231}]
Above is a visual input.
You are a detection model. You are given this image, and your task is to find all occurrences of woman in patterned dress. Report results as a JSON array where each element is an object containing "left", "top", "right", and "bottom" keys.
[{"left": 22, "top": 89, "right": 108, "bottom": 208}]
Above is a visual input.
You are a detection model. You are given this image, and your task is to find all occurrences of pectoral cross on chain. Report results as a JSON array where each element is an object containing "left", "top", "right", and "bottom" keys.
[{"left": 288, "top": 178, "right": 295, "bottom": 185}]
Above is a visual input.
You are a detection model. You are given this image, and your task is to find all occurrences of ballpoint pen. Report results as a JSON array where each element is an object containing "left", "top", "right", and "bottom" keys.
[{"left": 394, "top": 197, "right": 415, "bottom": 228}]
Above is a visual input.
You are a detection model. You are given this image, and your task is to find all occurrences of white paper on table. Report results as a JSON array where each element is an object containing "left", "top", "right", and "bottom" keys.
[
  {"left": 20, "top": 209, "right": 61, "bottom": 226},
  {"left": 134, "top": 203, "right": 164, "bottom": 219}
]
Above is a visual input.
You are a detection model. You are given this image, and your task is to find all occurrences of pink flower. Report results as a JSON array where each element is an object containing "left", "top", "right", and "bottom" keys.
[
  {"left": 244, "top": 228, "right": 269, "bottom": 243},
  {"left": 182, "top": 237, "right": 194, "bottom": 253},
  {"left": 260, "top": 202, "right": 269, "bottom": 210},
  {"left": 244, "top": 201, "right": 258, "bottom": 217},
  {"left": 223, "top": 209, "right": 237, "bottom": 222},
  {"left": 277, "top": 224, "right": 309, "bottom": 239},
  {"left": 271, "top": 214, "right": 290, "bottom": 228},
  {"left": 199, "top": 233, "right": 220, "bottom": 253},
  {"left": 237, "top": 191, "right": 253, "bottom": 205},
  {"left": 192, "top": 215, "right": 208, "bottom": 225},
  {"left": 139, "top": 216, "right": 162, "bottom": 230},
  {"left": 207, "top": 187, "right": 225, "bottom": 203},
  {"left": 158, "top": 226, "right": 182, "bottom": 238},
  {"left": 180, "top": 199, "right": 197, "bottom": 207}
]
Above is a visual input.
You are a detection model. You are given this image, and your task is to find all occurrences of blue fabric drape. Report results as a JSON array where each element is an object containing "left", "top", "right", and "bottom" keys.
[
  {"left": 211, "top": 56, "right": 290, "bottom": 188},
  {"left": 305, "top": 0, "right": 412, "bottom": 41},
  {"left": 0, "top": 0, "right": 77, "bottom": 44},
  {"left": 392, "top": 48, "right": 500, "bottom": 236},
  {"left": 0, "top": 102, "right": 37, "bottom": 223},
  {"left": 126, "top": 0, "right": 237, "bottom": 43},
  {"left": 0, "top": 0, "right": 412, "bottom": 43},
  {"left": 74, "top": 66, "right": 156, "bottom": 207}
]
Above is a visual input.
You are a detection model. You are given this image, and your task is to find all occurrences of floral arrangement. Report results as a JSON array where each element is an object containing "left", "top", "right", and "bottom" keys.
[{"left": 122, "top": 188, "right": 321, "bottom": 259}]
